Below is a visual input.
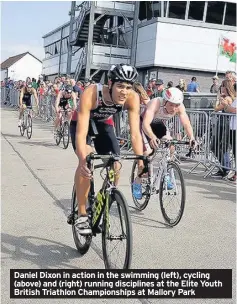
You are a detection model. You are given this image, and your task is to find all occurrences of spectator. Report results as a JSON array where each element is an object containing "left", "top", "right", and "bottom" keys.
[
  {"left": 133, "top": 82, "right": 150, "bottom": 105},
  {"left": 187, "top": 77, "right": 200, "bottom": 92},
  {"left": 176, "top": 79, "right": 187, "bottom": 92},
  {"left": 84, "top": 78, "right": 91, "bottom": 88},
  {"left": 146, "top": 78, "right": 156, "bottom": 98},
  {"left": 26, "top": 77, "right": 31, "bottom": 84},
  {"left": 70, "top": 78, "right": 82, "bottom": 97},
  {"left": 167, "top": 81, "right": 173, "bottom": 89},
  {"left": 77, "top": 81, "right": 84, "bottom": 92},
  {"left": 225, "top": 70, "right": 236, "bottom": 85},
  {"left": 154, "top": 79, "right": 165, "bottom": 97},
  {"left": 221, "top": 83, "right": 236, "bottom": 181},
  {"left": 213, "top": 79, "right": 236, "bottom": 177},
  {"left": 210, "top": 75, "right": 219, "bottom": 93},
  {"left": 32, "top": 78, "right": 38, "bottom": 90}
]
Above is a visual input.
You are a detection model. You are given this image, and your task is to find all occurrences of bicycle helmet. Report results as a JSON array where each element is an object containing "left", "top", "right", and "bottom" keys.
[
  {"left": 108, "top": 64, "right": 138, "bottom": 84},
  {"left": 64, "top": 85, "right": 73, "bottom": 93},
  {"left": 26, "top": 82, "right": 33, "bottom": 88},
  {"left": 163, "top": 87, "right": 184, "bottom": 104}
]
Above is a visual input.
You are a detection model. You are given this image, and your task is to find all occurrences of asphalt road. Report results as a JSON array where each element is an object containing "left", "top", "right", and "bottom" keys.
[{"left": 1, "top": 106, "right": 236, "bottom": 304}]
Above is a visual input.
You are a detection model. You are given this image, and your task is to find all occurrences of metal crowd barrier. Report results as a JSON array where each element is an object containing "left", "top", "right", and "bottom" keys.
[
  {"left": 116, "top": 108, "right": 236, "bottom": 178},
  {"left": 204, "top": 112, "right": 236, "bottom": 178},
  {"left": 9, "top": 89, "right": 20, "bottom": 108},
  {"left": 37, "top": 93, "right": 55, "bottom": 122},
  {"left": 1, "top": 87, "right": 6, "bottom": 103}
]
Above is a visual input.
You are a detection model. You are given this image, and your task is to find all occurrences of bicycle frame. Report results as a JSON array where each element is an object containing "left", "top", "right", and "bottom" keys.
[
  {"left": 87, "top": 155, "right": 117, "bottom": 236},
  {"left": 146, "top": 140, "right": 192, "bottom": 193},
  {"left": 86, "top": 153, "right": 149, "bottom": 235},
  {"left": 22, "top": 107, "right": 32, "bottom": 126}
]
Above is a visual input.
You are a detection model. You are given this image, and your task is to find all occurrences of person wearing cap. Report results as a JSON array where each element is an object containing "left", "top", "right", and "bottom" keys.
[
  {"left": 18, "top": 83, "right": 39, "bottom": 127},
  {"left": 154, "top": 79, "right": 165, "bottom": 98},
  {"left": 210, "top": 75, "right": 219, "bottom": 93},
  {"left": 54, "top": 85, "right": 77, "bottom": 133}
]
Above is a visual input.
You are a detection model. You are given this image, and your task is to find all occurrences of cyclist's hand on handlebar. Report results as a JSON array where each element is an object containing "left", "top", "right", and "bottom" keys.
[
  {"left": 149, "top": 136, "right": 160, "bottom": 149},
  {"left": 79, "top": 162, "right": 92, "bottom": 179}
]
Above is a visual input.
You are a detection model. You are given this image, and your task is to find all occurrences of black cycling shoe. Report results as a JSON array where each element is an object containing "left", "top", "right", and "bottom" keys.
[{"left": 67, "top": 213, "right": 74, "bottom": 225}]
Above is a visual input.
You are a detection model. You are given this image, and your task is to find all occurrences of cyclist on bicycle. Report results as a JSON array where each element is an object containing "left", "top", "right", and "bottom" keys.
[
  {"left": 54, "top": 85, "right": 77, "bottom": 133},
  {"left": 141, "top": 87, "right": 195, "bottom": 150},
  {"left": 133, "top": 87, "right": 195, "bottom": 196},
  {"left": 72, "top": 64, "right": 144, "bottom": 235},
  {"left": 18, "top": 83, "right": 39, "bottom": 127}
]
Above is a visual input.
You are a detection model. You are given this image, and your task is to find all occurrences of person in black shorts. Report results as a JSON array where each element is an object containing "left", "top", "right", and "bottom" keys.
[
  {"left": 18, "top": 83, "right": 39, "bottom": 127},
  {"left": 72, "top": 64, "right": 144, "bottom": 235},
  {"left": 54, "top": 85, "right": 77, "bottom": 133}
]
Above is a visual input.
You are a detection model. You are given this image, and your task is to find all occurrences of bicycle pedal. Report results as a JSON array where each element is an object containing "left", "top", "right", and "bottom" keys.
[{"left": 67, "top": 213, "right": 74, "bottom": 225}]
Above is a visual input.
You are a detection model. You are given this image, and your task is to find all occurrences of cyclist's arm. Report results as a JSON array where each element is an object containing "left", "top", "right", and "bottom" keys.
[
  {"left": 32, "top": 89, "right": 39, "bottom": 107},
  {"left": 178, "top": 104, "right": 195, "bottom": 140},
  {"left": 76, "top": 85, "right": 96, "bottom": 160},
  {"left": 19, "top": 89, "right": 24, "bottom": 107},
  {"left": 126, "top": 92, "right": 144, "bottom": 157},
  {"left": 142, "top": 98, "right": 160, "bottom": 138},
  {"left": 71, "top": 92, "right": 77, "bottom": 110}
]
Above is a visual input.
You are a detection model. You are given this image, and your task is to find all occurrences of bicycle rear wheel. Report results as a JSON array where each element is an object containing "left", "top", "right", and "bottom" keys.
[
  {"left": 63, "top": 121, "right": 70, "bottom": 149},
  {"left": 130, "top": 160, "right": 151, "bottom": 210},
  {"left": 71, "top": 186, "right": 92, "bottom": 255},
  {"left": 26, "top": 114, "right": 32, "bottom": 139},
  {"left": 159, "top": 161, "right": 185, "bottom": 226},
  {"left": 102, "top": 189, "right": 132, "bottom": 269}
]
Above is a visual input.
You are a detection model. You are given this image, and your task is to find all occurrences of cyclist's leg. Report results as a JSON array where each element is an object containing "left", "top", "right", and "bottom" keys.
[
  {"left": 73, "top": 124, "right": 93, "bottom": 234},
  {"left": 54, "top": 108, "right": 62, "bottom": 132},
  {"left": 93, "top": 122, "right": 120, "bottom": 185}
]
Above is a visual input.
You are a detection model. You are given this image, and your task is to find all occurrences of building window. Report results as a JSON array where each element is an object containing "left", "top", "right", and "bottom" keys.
[
  {"left": 152, "top": 1, "right": 161, "bottom": 18},
  {"left": 224, "top": 2, "right": 236, "bottom": 27},
  {"left": 168, "top": 1, "right": 186, "bottom": 19},
  {"left": 188, "top": 1, "right": 205, "bottom": 21},
  {"left": 206, "top": 2, "right": 225, "bottom": 24}
]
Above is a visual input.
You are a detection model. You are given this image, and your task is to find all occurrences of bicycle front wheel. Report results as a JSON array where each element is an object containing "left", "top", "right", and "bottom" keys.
[
  {"left": 71, "top": 186, "right": 92, "bottom": 255},
  {"left": 26, "top": 114, "right": 32, "bottom": 139},
  {"left": 20, "top": 114, "right": 25, "bottom": 136},
  {"left": 159, "top": 161, "right": 185, "bottom": 226},
  {"left": 63, "top": 121, "right": 70, "bottom": 149},
  {"left": 102, "top": 189, "right": 132, "bottom": 269}
]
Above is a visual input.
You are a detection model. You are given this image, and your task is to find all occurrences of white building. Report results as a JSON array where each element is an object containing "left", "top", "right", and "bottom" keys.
[
  {"left": 1, "top": 52, "right": 42, "bottom": 81},
  {"left": 42, "top": 1, "right": 236, "bottom": 91}
]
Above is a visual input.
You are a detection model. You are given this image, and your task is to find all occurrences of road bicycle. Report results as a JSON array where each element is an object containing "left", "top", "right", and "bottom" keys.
[
  {"left": 19, "top": 106, "right": 33, "bottom": 139},
  {"left": 130, "top": 140, "right": 194, "bottom": 226},
  {"left": 55, "top": 109, "right": 71, "bottom": 149},
  {"left": 68, "top": 152, "right": 148, "bottom": 269}
]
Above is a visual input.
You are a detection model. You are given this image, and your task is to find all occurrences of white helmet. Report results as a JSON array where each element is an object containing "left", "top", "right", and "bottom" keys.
[{"left": 163, "top": 87, "right": 184, "bottom": 104}]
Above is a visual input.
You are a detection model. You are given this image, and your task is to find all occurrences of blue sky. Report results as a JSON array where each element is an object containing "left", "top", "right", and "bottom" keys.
[{"left": 1, "top": 1, "right": 72, "bottom": 62}]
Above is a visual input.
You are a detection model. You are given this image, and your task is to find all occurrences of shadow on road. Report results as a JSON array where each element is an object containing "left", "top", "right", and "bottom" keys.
[
  {"left": 1, "top": 132, "right": 22, "bottom": 139},
  {"left": 18, "top": 140, "right": 59, "bottom": 149},
  {"left": 183, "top": 171, "right": 236, "bottom": 203},
  {"left": 1, "top": 233, "right": 84, "bottom": 269}
]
